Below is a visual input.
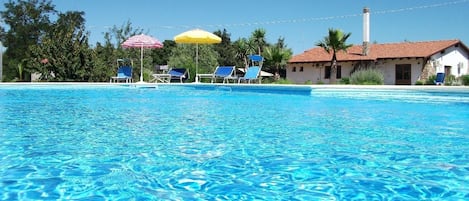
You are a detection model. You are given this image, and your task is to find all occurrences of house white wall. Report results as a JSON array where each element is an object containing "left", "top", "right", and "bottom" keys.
[
  {"left": 430, "top": 45, "right": 469, "bottom": 77},
  {"left": 286, "top": 63, "right": 315, "bottom": 84},
  {"left": 375, "top": 58, "right": 423, "bottom": 85},
  {"left": 287, "top": 60, "right": 422, "bottom": 85},
  {"left": 287, "top": 62, "right": 355, "bottom": 84}
]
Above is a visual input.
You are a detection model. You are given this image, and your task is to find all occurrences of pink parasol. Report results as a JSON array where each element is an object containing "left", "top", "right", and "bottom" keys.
[{"left": 122, "top": 34, "right": 163, "bottom": 83}]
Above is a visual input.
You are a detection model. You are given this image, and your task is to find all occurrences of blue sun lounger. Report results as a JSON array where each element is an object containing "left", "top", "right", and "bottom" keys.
[
  {"left": 434, "top": 72, "right": 445, "bottom": 85},
  {"left": 238, "top": 66, "right": 261, "bottom": 84},
  {"left": 152, "top": 68, "right": 189, "bottom": 83},
  {"left": 197, "top": 66, "right": 236, "bottom": 83},
  {"left": 110, "top": 66, "right": 132, "bottom": 83}
]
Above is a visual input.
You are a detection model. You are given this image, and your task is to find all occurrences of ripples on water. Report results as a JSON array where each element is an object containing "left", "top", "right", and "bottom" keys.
[{"left": 0, "top": 85, "right": 468, "bottom": 200}]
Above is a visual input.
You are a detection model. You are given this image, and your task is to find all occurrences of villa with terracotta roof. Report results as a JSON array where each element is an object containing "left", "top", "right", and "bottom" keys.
[
  {"left": 288, "top": 7, "right": 469, "bottom": 85},
  {"left": 287, "top": 39, "right": 469, "bottom": 85}
]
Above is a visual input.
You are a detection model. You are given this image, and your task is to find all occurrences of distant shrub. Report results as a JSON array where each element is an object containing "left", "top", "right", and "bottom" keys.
[
  {"left": 445, "top": 74, "right": 456, "bottom": 86},
  {"left": 461, "top": 75, "right": 469, "bottom": 86},
  {"left": 272, "top": 78, "right": 293, "bottom": 84},
  {"left": 339, "top": 77, "right": 350, "bottom": 84},
  {"left": 316, "top": 80, "right": 324, "bottom": 84},
  {"left": 350, "top": 68, "right": 384, "bottom": 85},
  {"left": 304, "top": 80, "right": 312, "bottom": 85},
  {"left": 425, "top": 75, "right": 437, "bottom": 85},
  {"left": 415, "top": 80, "right": 425, "bottom": 85}
]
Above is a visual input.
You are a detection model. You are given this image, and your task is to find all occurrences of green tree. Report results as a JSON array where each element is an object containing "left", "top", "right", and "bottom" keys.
[
  {"left": 0, "top": 25, "right": 5, "bottom": 41},
  {"left": 315, "top": 28, "right": 352, "bottom": 84},
  {"left": 263, "top": 37, "right": 292, "bottom": 80},
  {"left": 92, "top": 32, "right": 118, "bottom": 81},
  {"left": 1, "top": 0, "right": 56, "bottom": 81},
  {"left": 151, "top": 40, "right": 176, "bottom": 66},
  {"left": 92, "top": 42, "right": 115, "bottom": 81},
  {"left": 27, "top": 11, "right": 93, "bottom": 81},
  {"left": 213, "top": 29, "right": 236, "bottom": 66},
  {"left": 169, "top": 44, "right": 219, "bottom": 82},
  {"left": 250, "top": 28, "right": 267, "bottom": 55},
  {"left": 108, "top": 20, "right": 144, "bottom": 48},
  {"left": 146, "top": 40, "right": 175, "bottom": 81},
  {"left": 102, "top": 21, "right": 144, "bottom": 80},
  {"left": 233, "top": 38, "right": 255, "bottom": 69}
]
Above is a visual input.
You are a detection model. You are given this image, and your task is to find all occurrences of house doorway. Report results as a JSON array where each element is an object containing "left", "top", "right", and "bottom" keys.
[
  {"left": 444, "top": 66, "right": 451, "bottom": 82},
  {"left": 395, "top": 64, "right": 411, "bottom": 85}
]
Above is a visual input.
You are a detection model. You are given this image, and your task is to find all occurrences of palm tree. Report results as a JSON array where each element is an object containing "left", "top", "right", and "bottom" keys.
[
  {"left": 263, "top": 44, "right": 292, "bottom": 80},
  {"left": 251, "top": 28, "right": 267, "bottom": 55},
  {"left": 315, "top": 28, "right": 352, "bottom": 84},
  {"left": 233, "top": 38, "right": 255, "bottom": 68}
]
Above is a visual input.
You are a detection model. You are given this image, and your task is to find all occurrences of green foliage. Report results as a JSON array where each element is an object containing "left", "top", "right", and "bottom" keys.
[
  {"left": 233, "top": 38, "right": 256, "bottom": 68},
  {"left": 213, "top": 29, "right": 237, "bottom": 66},
  {"left": 339, "top": 77, "right": 350, "bottom": 84},
  {"left": 92, "top": 42, "right": 116, "bottom": 81},
  {"left": 415, "top": 80, "right": 425, "bottom": 85},
  {"left": 444, "top": 74, "right": 456, "bottom": 86},
  {"left": 169, "top": 44, "right": 219, "bottom": 82},
  {"left": 16, "top": 62, "right": 24, "bottom": 81},
  {"left": 315, "top": 28, "right": 353, "bottom": 54},
  {"left": 270, "top": 78, "right": 293, "bottom": 84},
  {"left": 0, "top": 0, "right": 297, "bottom": 83},
  {"left": 108, "top": 20, "right": 144, "bottom": 49},
  {"left": 103, "top": 21, "right": 148, "bottom": 81},
  {"left": 304, "top": 80, "right": 313, "bottom": 85},
  {"left": 461, "top": 75, "right": 469, "bottom": 86},
  {"left": 316, "top": 28, "right": 352, "bottom": 84},
  {"left": 250, "top": 28, "right": 267, "bottom": 55},
  {"left": 425, "top": 75, "right": 437, "bottom": 85},
  {"left": 152, "top": 40, "right": 176, "bottom": 66},
  {"left": 26, "top": 11, "right": 94, "bottom": 81},
  {"left": 1, "top": 0, "right": 56, "bottom": 81},
  {"left": 350, "top": 68, "right": 384, "bottom": 85},
  {"left": 263, "top": 38, "right": 292, "bottom": 80}
]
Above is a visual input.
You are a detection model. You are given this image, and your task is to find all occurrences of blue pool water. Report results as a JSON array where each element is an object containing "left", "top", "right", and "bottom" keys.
[{"left": 1, "top": 84, "right": 468, "bottom": 200}]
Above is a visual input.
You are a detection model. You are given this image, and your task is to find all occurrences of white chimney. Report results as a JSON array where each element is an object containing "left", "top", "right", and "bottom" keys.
[{"left": 362, "top": 7, "right": 370, "bottom": 56}]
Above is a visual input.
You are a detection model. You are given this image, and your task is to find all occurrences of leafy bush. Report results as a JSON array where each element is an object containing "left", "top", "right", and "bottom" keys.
[
  {"left": 425, "top": 74, "right": 436, "bottom": 85},
  {"left": 339, "top": 77, "right": 350, "bottom": 84},
  {"left": 272, "top": 78, "right": 293, "bottom": 84},
  {"left": 350, "top": 68, "right": 384, "bottom": 85},
  {"left": 445, "top": 74, "right": 457, "bottom": 86},
  {"left": 304, "top": 80, "right": 312, "bottom": 85},
  {"left": 461, "top": 75, "right": 469, "bottom": 86},
  {"left": 415, "top": 80, "right": 425, "bottom": 85}
]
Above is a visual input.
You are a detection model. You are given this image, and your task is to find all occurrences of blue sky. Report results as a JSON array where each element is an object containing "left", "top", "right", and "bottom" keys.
[{"left": 2, "top": 0, "right": 469, "bottom": 54}]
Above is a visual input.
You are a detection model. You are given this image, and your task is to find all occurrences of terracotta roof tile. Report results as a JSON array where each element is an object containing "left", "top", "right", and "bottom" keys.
[{"left": 289, "top": 40, "right": 464, "bottom": 63}]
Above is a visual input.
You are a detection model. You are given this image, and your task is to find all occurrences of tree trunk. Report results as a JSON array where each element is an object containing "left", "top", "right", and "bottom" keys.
[
  {"left": 330, "top": 55, "right": 337, "bottom": 84},
  {"left": 275, "top": 65, "right": 280, "bottom": 80}
]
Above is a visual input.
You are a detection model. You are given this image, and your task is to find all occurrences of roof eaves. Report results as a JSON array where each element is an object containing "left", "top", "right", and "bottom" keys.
[
  {"left": 425, "top": 40, "right": 460, "bottom": 58},
  {"left": 455, "top": 40, "right": 469, "bottom": 54}
]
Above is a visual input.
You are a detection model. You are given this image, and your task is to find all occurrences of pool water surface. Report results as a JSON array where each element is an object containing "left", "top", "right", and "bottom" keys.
[{"left": 0, "top": 85, "right": 468, "bottom": 200}]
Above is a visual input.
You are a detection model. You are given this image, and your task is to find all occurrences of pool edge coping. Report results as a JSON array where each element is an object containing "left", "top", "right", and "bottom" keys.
[{"left": 1, "top": 82, "right": 469, "bottom": 92}]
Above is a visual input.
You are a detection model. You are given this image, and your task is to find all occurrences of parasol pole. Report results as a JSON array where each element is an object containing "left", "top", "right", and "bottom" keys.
[
  {"left": 140, "top": 45, "right": 144, "bottom": 82},
  {"left": 195, "top": 43, "right": 199, "bottom": 82}
]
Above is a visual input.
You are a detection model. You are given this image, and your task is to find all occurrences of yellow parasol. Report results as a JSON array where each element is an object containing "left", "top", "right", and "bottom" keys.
[{"left": 174, "top": 29, "right": 222, "bottom": 82}]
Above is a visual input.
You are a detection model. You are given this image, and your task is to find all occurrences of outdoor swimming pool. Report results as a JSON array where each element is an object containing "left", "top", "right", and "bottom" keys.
[{"left": 1, "top": 84, "right": 468, "bottom": 200}]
